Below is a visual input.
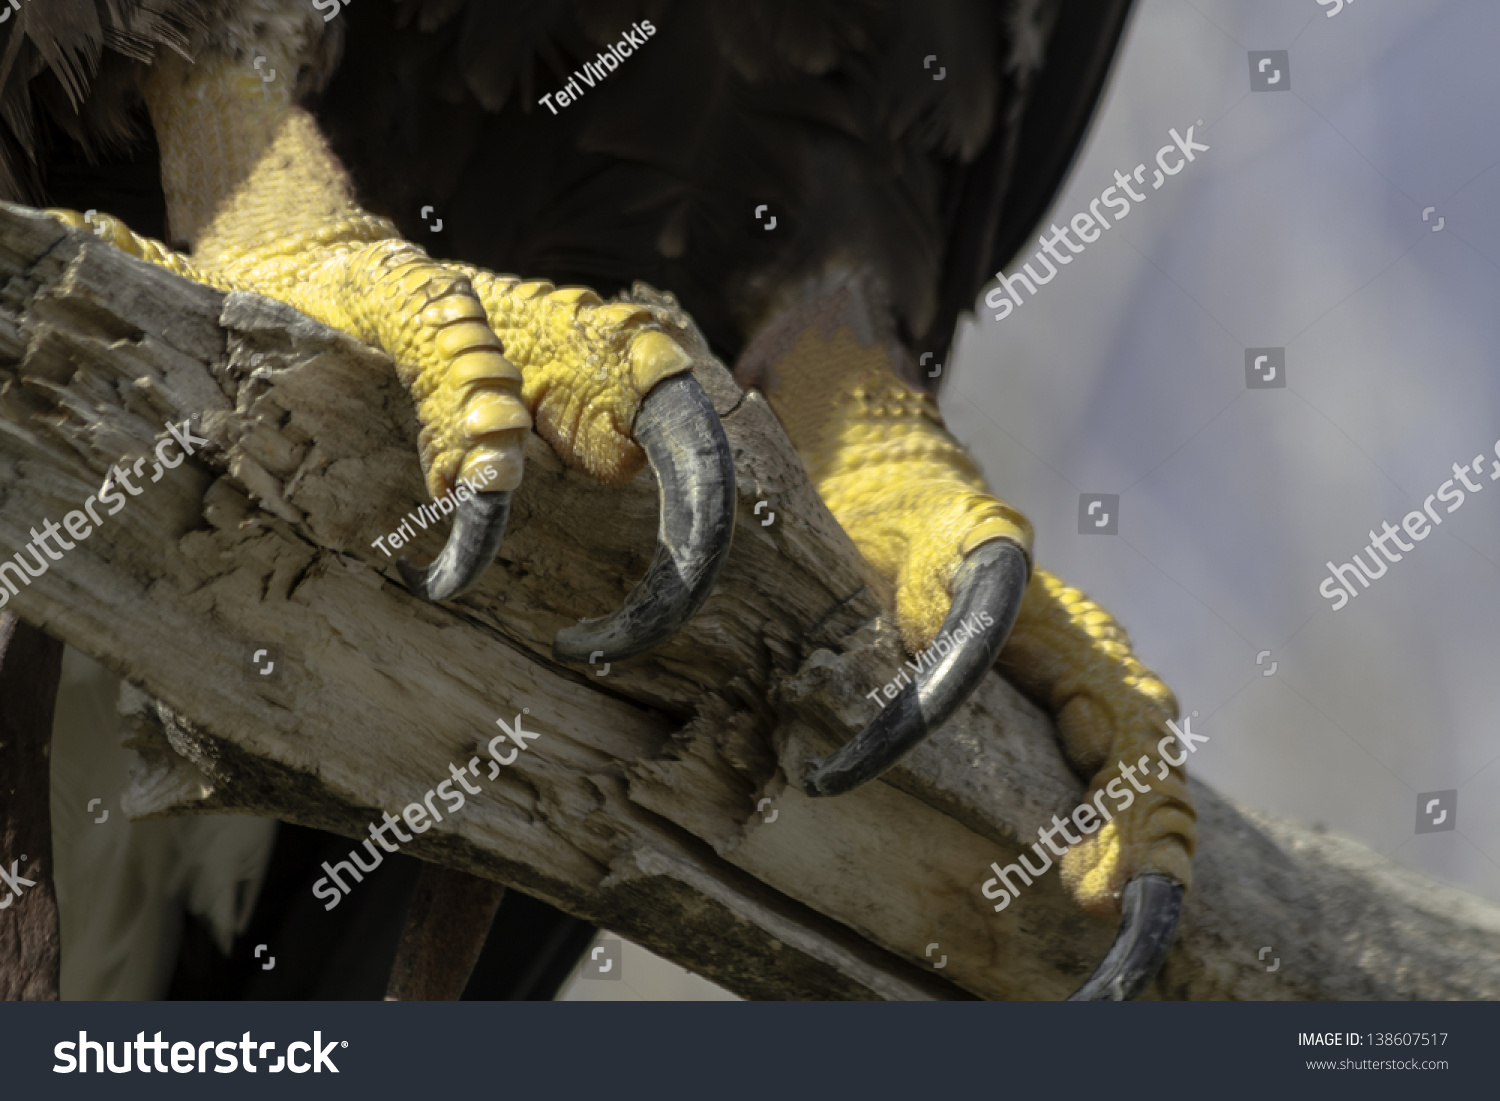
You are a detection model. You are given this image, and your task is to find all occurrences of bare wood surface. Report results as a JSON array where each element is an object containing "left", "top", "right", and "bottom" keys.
[
  {"left": 1, "top": 202, "right": 1498, "bottom": 1000},
  {"left": 0, "top": 611, "right": 64, "bottom": 1000}
]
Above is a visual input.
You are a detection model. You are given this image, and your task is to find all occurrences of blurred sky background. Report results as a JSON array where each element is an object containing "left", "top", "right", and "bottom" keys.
[{"left": 563, "top": 0, "right": 1500, "bottom": 999}]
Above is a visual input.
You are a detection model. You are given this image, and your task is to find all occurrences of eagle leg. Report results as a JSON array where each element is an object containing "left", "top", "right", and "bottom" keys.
[
  {"left": 739, "top": 285, "right": 1195, "bottom": 997},
  {"left": 44, "top": 38, "right": 732, "bottom": 656}
]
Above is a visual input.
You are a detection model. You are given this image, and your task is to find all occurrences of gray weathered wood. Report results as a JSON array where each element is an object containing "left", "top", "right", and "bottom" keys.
[{"left": 1, "top": 202, "right": 1497, "bottom": 999}]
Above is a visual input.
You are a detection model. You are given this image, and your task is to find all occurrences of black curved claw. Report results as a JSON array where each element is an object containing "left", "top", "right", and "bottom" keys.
[
  {"left": 803, "top": 538, "right": 1030, "bottom": 797},
  {"left": 553, "top": 373, "right": 736, "bottom": 665},
  {"left": 1066, "top": 874, "right": 1184, "bottom": 1001},
  {"left": 396, "top": 491, "right": 512, "bottom": 602}
]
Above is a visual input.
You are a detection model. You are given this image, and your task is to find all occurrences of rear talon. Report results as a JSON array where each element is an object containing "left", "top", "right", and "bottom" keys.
[
  {"left": 804, "top": 538, "right": 1030, "bottom": 796},
  {"left": 1066, "top": 874, "right": 1183, "bottom": 1001}
]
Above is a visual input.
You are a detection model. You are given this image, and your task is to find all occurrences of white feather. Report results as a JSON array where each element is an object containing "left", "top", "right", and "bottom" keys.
[{"left": 49, "top": 645, "right": 277, "bottom": 999}]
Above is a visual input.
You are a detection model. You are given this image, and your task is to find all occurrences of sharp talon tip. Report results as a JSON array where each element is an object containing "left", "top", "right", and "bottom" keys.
[
  {"left": 801, "top": 759, "right": 830, "bottom": 797},
  {"left": 395, "top": 556, "right": 428, "bottom": 597},
  {"left": 397, "top": 490, "right": 512, "bottom": 603},
  {"left": 801, "top": 539, "right": 1029, "bottom": 796},
  {"left": 1066, "top": 874, "right": 1184, "bottom": 1001},
  {"left": 552, "top": 374, "right": 735, "bottom": 663}
]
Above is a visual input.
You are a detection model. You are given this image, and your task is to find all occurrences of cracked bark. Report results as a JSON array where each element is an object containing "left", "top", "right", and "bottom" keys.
[{"left": 1, "top": 203, "right": 1497, "bottom": 1000}]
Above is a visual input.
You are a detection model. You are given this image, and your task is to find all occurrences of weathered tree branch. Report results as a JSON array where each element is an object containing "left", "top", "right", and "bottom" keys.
[{"left": 1, "top": 203, "right": 1497, "bottom": 999}]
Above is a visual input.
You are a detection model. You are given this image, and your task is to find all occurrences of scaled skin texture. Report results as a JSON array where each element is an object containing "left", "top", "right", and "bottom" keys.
[
  {"left": 53, "top": 44, "right": 692, "bottom": 500},
  {"left": 740, "top": 301, "right": 1196, "bottom": 915}
]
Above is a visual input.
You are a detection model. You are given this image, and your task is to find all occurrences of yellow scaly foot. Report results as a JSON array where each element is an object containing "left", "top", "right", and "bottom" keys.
[
  {"left": 737, "top": 284, "right": 1195, "bottom": 930},
  {"left": 44, "top": 24, "right": 731, "bottom": 656}
]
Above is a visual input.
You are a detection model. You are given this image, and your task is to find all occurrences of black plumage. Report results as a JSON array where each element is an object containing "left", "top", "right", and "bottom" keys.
[
  {"left": 3, "top": 0, "right": 1133, "bottom": 380},
  {"left": 321, "top": 0, "right": 1134, "bottom": 374}
]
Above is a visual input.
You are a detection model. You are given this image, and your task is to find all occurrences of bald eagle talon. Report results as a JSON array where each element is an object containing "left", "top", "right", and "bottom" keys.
[
  {"left": 1067, "top": 874, "right": 1183, "bottom": 1001},
  {"left": 552, "top": 373, "right": 736, "bottom": 664},
  {"left": 802, "top": 538, "right": 1030, "bottom": 797},
  {"left": 396, "top": 490, "right": 512, "bottom": 602}
]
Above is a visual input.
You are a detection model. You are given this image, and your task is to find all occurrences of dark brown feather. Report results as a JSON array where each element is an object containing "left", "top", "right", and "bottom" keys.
[
  {"left": 0, "top": 0, "right": 209, "bottom": 202},
  {"left": 7, "top": 0, "right": 1134, "bottom": 384},
  {"left": 321, "top": 0, "right": 1133, "bottom": 378}
]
